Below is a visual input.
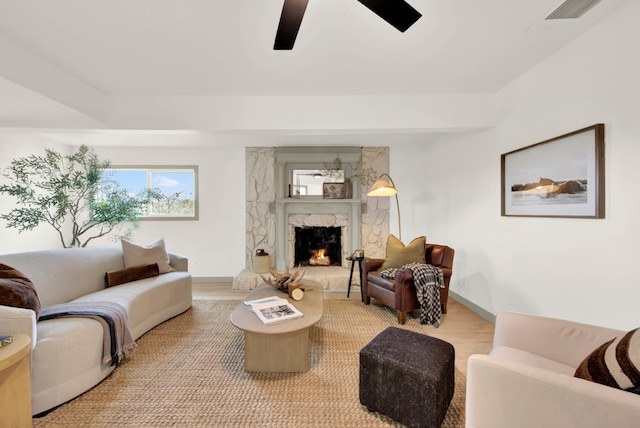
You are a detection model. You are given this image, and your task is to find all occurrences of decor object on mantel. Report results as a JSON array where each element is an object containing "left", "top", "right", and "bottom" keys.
[
  {"left": 367, "top": 173, "right": 402, "bottom": 241},
  {"left": 260, "top": 267, "right": 306, "bottom": 294},
  {"left": 323, "top": 182, "right": 346, "bottom": 199}
]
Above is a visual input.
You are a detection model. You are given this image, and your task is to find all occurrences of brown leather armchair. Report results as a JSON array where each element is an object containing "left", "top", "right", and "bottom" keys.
[{"left": 363, "top": 243, "right": 455, "bottom": 324}]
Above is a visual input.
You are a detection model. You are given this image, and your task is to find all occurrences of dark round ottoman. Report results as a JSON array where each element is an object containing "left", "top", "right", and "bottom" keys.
[{"left": 359, "top": 327, "right": 455, "bottom": 428}]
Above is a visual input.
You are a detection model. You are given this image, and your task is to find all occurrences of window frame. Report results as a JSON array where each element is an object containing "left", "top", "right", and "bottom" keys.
[{"left": 104, "top": 165, "right": 199, "bottom": 221}]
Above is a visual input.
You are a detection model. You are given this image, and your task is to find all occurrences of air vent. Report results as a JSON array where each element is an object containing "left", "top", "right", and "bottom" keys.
[{"left": 546, "top": 0, "right": 602, "bottom": 19}]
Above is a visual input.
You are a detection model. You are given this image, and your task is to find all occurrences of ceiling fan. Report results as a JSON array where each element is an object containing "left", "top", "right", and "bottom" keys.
[{"left": 274, "top": 0, "right": 422, "bottom": 50}]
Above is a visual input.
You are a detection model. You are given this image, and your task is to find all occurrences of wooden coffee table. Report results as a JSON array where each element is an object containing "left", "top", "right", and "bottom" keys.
[{"left": 230, "top": 280, "right": 323, "bottom": 372}]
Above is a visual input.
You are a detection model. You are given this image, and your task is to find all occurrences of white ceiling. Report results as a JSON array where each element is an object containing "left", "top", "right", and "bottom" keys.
[{"left": 0, "top": 0, "right": 631, "bottom": 147}]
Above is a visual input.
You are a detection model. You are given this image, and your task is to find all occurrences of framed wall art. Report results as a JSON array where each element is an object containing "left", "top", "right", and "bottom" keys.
[
  {"left": 501, "top": 124, "right": 605, "bottom": 218},
  {"left": 322, "top": 182, "right": 346, "bottom": 199}
]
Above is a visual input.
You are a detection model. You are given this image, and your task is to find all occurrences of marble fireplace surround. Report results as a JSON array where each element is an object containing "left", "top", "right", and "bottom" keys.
[
  {"left": 279, "top": 205, "right": 360, "bottom": 271},
  {"left": 236, "top": 146, "right": 390, "bottom": 290}
]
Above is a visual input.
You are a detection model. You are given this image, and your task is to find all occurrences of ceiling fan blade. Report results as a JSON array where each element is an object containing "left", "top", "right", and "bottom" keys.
[
  {"left": 356, "top": 0, "right": 422, "bottom": 32},
  {"left": 274, "top": 0, "right": 310, "bottom": 50}
]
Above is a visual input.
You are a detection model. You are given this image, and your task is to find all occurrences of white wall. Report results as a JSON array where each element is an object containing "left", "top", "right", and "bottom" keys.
[
  {"left": 0, "top": 134, "right": 70, "bottom": 252},
  {"left": 91, "top": 146, "right": 246, "bottom": 279},
  {"left": 393, "top": 0, "right": 640, "bottom": 330}
]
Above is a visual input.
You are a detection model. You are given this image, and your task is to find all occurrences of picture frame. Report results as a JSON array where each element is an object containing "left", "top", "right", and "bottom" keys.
[
  {"left": 322, "top": 182, "right": 346, "bottom": 199},
  {"left": 501, "top": 124, "right": 605, "bottom": 218}
]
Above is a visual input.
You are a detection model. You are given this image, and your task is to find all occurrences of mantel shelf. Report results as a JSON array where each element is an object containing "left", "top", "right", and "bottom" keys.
[{"left": 276, "top": 198, "right": 362, "bottom": 204}]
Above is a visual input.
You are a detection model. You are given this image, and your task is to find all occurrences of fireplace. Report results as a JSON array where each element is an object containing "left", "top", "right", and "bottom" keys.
[
  {"left": 286, "top": 214, "right": 349, "bottom": 269},
  {"left": 294, "top": 226, "right": 342, "bottom": 267}
]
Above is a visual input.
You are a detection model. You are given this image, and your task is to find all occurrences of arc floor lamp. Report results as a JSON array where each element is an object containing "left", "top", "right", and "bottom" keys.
[{"left": 367, "top": 173, "right": 401, "bottom": 241}]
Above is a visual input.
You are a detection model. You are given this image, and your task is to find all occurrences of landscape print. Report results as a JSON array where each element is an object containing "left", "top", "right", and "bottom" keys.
[
  {"left": 501, "top": 124, "right": 604, "bottom": 218},
  {"left": 510, "top": 176, "right": 588, "bottom": 206}
]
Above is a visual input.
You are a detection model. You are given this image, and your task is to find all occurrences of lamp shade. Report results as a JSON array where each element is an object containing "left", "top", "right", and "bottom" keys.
[
  {"left": 366, "top": 173, "right": 402, "bottom": 240},
  {"left": 367, "top": 177, "right": 397, "bottom": 197}
]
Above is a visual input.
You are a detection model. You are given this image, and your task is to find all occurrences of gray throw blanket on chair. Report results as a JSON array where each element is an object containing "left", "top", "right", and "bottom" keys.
[
  {"left": 380, "top": 262, "right": 444, "bottom": 327},
  {"left": 39, "top": 301, "right": 137, "bottom": 366}
]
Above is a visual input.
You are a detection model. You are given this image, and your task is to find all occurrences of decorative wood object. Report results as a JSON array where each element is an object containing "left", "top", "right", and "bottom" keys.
[{"left": 260, "top": 267, "right": 306, "bottom": 293}]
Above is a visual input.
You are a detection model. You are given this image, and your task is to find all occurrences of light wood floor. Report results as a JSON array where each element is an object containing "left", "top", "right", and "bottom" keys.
[{"left": 193, "top": 282, "right": 495, "bottom": 375}]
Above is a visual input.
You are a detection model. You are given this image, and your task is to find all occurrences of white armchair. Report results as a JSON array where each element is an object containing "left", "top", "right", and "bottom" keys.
[{"left": 466, "top": 311, "right": 640, "bottom": 428}]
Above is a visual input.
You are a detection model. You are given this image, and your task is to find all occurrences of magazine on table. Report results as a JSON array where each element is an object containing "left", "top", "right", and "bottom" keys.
[
  {"left": 244, "top": 297, "right": 303, "bottom": 325},
  {"left": 0, "top": 335, "right": 13, "bottom": 347}
]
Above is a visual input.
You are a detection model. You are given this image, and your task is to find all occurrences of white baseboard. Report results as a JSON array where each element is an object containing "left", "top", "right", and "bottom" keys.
[{"left": 192, "top": 277, "right": 233, "bottom": 283}]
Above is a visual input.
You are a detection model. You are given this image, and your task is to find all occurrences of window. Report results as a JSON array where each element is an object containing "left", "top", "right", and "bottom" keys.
[{"left": 102, "top": 166, "right": 198, "bottom": 220}]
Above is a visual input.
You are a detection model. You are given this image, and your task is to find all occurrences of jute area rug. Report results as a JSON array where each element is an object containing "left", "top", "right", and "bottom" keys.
[{"left": 34, "top": 299, "right": 465, "bottom": 427}]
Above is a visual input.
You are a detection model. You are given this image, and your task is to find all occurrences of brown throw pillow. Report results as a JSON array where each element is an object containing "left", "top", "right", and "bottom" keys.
[
  {"left": 380, "top": 235, "right": 426, "bottom": 271},
  {"left": 574, "top": 328, "right": 640, "bottom": 393},
  {"left": 0, "top": 263, "right": 41, "bottom": 319},
  {"left": 105, "top": 263, "right": 160, "bottom": 287}
]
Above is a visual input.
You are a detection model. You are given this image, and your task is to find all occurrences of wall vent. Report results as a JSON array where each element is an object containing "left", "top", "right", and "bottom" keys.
[{"left": 545, "top": 0, "right": 602, "bottom": 19}]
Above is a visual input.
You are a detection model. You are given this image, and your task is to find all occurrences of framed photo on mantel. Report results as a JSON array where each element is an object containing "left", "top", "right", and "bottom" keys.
[
  {"left": 501, "top": 124, "right": 605, "bottom": 219},
  {"left": 323, "top": 182, "right": 346, "bottom": 199}
]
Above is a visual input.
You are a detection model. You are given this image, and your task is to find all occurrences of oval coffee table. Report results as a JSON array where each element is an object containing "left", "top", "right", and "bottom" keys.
[{"left": 230, "top": 280, "right": 323, "bottom": 372}]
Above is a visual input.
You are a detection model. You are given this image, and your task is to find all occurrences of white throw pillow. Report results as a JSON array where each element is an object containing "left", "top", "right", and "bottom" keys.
[{"left": 121, "top": 238, "right": 175, "bottom": 274}]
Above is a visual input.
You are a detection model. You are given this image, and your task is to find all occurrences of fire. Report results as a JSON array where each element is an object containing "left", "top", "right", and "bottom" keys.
[{"left": 309, "top": 249, "right": 330, "bottom": 266}]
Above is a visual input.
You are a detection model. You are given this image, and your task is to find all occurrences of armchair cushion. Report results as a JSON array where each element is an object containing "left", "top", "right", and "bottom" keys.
[
  {"left": 380, "top": 235, "right": 426, "bottom": 271},
  {"left": 491, "top": 346, "right": 576, "bottom": 376},
  {"left": 574, "top": 327, "right": 640, "bottom": 392}
]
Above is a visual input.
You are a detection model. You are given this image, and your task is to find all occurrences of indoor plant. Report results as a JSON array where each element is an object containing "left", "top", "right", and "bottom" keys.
[{"left": 0, "top": 145, "right": 155, "bottom": 248}]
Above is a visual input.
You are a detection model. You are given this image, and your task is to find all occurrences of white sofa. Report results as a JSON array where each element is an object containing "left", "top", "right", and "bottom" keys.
[
  {"left": 466, "top": 311, "right": 640, "bottom": 428},
  {"left": 0, "top": 246, "right": 192, "bottom": 415}
]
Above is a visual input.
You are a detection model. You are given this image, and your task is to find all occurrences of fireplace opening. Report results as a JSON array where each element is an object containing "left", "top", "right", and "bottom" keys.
[{"left": 294, "top": 226, "right": 342, "bottom": 267}]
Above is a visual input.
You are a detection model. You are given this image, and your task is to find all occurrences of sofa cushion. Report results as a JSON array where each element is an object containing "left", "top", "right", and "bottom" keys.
[
  {"left": 105, "top": 263, "right": 160, "bottom": 287},
  {"left": 574, "top": 328, "right": 640, "bottom": 392},
  {"left": 490, "top": 346, "right": 576, "bottom": 376},
  {"left": 122, "top": 238, "right": 175, "bottom": 273},
  {"left": 380, "top": 235, "right": 426, "bottom": 271},
  {"left": 0, "top": 263, "right": 41, "bottom": 319}
]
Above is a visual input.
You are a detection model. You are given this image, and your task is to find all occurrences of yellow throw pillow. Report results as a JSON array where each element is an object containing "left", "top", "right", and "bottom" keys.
[{"left": 380, "top": 235, "right": 426, "bottom": 271}]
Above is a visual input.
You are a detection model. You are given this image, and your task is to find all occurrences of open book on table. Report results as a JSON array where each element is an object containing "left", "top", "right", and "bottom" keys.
[{"left": 244, "top": 296, "right": 304, "bottom": 325}]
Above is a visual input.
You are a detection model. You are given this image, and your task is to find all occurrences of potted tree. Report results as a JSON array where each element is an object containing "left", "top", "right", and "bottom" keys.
[{"left": 0, "top": 145, "right": 155, "bottom": 248}]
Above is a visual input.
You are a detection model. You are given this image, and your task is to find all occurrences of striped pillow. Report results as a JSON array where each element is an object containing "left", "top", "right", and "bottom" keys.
[{"left": 574, "top": 328, "right": 640, "bottom": 393}]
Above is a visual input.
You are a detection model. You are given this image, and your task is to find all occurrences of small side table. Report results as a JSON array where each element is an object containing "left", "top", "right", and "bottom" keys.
[
  {"left": 346, "top": 256, "right": 365, "bottom": 302},
  {"left": 0, "top": 334, "right": 32, "bottom": 426}
]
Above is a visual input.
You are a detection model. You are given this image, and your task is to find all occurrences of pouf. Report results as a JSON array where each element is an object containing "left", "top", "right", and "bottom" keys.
[{"left": 359, "top": 327, "right": 455, "bottom": 428}]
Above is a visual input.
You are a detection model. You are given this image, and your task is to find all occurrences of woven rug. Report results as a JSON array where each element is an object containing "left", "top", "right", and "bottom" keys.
[{"left": 34, "top": 299, "right": 465, "bottom": 427}]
